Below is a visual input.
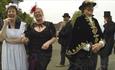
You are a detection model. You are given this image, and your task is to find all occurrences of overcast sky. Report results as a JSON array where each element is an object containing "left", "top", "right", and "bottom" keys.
[{"left": 19, "top": 0, "right": 115, "bottom": 31}]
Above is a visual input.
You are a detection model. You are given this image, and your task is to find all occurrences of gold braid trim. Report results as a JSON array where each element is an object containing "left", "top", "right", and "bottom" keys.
[
  {"left": 86, "top": 16, "right": 99, "bottom": 43},
  {"left": 66, "top": 17, "right": 100, "bottom": 55},
  {"left": 66, "top": 42, "right": 87, "bottom": 55}
]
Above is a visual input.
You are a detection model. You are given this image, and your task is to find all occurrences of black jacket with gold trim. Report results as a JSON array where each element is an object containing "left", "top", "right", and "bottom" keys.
[{"left": 67, "top": 15, "right": 103, "bottom": 55}]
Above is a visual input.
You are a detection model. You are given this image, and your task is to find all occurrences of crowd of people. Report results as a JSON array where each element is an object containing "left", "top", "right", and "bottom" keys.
[{"left": 0, "top": 1, "right": 115, "bottom": 70}]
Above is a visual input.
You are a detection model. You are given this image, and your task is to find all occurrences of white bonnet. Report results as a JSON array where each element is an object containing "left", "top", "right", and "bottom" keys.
[{"left": 5, "top": 3, "right": 18, "bottom": 10}]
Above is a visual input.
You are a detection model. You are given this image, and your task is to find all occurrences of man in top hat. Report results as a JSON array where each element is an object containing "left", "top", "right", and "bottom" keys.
[
  {"left": 63, "top": 13, "right": 70, "bottom": 18},
  {"left": 66, "top": 1, "right": 105, "bottom": 70},
  {"left": 99, "top": 11, "right": 115, "bottom": 70},
  {"left": 56, "top": 13, "right": 72, "bottom": 67}
]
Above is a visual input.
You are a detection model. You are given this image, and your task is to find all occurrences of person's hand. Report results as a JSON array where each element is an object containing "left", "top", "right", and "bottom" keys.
[
  {"left": 3, "top": 18, "right": 13, "bottom": 25},
  {"left": 21, "top": 37, "right": 29, "bottom": 43},
  {"left": 92, "top": 43, "right": 103, "bottom": 53},
  {"left": 41, "top": 42, "right": 50, "bottom": 50},
  {"left": 20, "top": 35, "right": 29, "bottom": 44}
]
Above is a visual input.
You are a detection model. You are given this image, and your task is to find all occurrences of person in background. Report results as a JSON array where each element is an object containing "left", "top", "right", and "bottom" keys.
[
  {"left": 113, "top": 29, "right": 115, "bottom": 54},
  {"left": 0, "top": 15, "right": 3, "bottom": 48},
  {"left": 56, "top": 13, "right": 72, "bottom": 67},
  {"left": 24, "top": 5, "right": 56, "bottom": 70},
  {"left": 0, "top": 14, "right": 3, "bottom": 69},
  {"left": 0, "top": 3, "right": 28, "bottom": 70},
  {"left": 0, "top": 15, "right": 3, "bottom": 30},
  {"left": 66, "top": 1, "right": 105, "bottom": 70},
  {"left": 99, "top": 11, "right": 115, "bottom": 70}
]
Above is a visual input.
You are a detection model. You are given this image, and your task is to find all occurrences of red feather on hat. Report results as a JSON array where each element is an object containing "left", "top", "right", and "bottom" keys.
[{"left": 30, "top": 5, "right": 36, "bottom": 14}]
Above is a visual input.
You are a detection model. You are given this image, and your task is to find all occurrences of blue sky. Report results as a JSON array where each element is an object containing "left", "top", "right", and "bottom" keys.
[{"left": 19, "top": 0, "right": 115, "bottom": 31}]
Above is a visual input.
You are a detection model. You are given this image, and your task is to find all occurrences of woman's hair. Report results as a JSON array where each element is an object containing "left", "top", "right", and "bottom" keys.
[
  {"left": 6, "top": 6, "right": 18, "bottom": 14},
  {"left": 33, "top": 8, "right": 44, "bottom": 16},
  {"left": 5, "top": 3, "right": 19, "bottom": 13},
  {"left": 5, "top": 3, "right": 18, "bottom": 18}
]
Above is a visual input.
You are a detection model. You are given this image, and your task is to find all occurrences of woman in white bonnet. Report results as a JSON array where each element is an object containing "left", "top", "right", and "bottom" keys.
[{"left": 0, "top": 3, "right": 28, "bottom": 70}]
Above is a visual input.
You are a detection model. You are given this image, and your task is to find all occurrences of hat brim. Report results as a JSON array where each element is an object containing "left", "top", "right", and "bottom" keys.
[
  {"left": 104, "top": 15, "right": 111, "bottom": 17},
  {"left": 63, "top": 16, "right": 70, "bottom": 18},
  {"left": 79, "top": 2, "right": 96, "bottom": 10}
]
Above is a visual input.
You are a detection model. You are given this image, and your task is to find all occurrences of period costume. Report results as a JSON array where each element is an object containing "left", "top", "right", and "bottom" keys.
[
  {"left": 25, "top": 21, "right": 56, "bottom": 70},
  {"left": 2, "top": 20, "right": 28, "bottom": 70},
  {"left": 99, "top": 11, "right": 115, "bottom": 70},
  {"left": 100, "top": 12, "right": 115, "bottom": 56},
  {"left": 58, "top": 13, "right": 72, "bottom": 66},
  {"left": 67, "top": 14, "right": 103, "bottom": 70},
  {"left": 66, "top": 1, "right": 103, "bottom": 70}
]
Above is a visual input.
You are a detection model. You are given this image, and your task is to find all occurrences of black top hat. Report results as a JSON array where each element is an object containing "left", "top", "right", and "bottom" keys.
[
  {"left": 62, "top": 13, "right": 70, "bottom": 18},
  {"left": 104, "top": 11, "right": 111, "bottom": 17},
  {"left": 79, "top": 1, "right": 96, "bottom": 10}
]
